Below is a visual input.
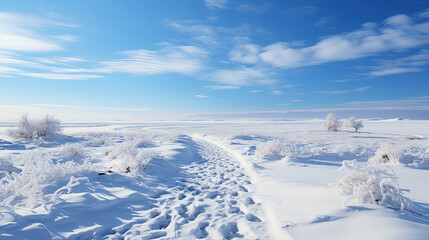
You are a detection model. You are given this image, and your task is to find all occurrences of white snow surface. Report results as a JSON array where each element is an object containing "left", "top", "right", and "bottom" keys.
[{"left": 0, "top": 119, "right": 428, "bottom": 239}]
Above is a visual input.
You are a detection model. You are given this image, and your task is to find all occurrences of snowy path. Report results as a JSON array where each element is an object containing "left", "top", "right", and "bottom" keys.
[{"left": 112, "top": 136, "right": 277, "bottom": 239}]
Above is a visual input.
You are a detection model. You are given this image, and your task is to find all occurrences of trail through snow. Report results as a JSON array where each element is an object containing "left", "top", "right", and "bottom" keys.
[{"left": 104, "top": 135, "right": 280, "bottom": 239}]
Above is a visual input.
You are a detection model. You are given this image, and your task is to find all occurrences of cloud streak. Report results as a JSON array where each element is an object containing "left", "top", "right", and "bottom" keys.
[
  {"left": 0, "top": 12, "right": 75, "bottom": 52},
  {"left": 98, "top": 45, "right": 207, "bottom": 76},
  {"left": 230, "top": 13, "right": 429, "bottom": 69}
]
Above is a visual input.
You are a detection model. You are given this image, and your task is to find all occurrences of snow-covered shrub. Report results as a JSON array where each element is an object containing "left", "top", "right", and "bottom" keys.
[
  {"left": 58, "top": 143, "right": 87, "bottom": 161},
  {"left": 337, "top": 160, "right": 418, "bottom": 212},
  {"left": 107, "top": 140, "right": 160, "bottom": 176},
  {"left": 324, "top": 113, "right": 341, "bottom": 131},
  {"left": 120, "top": 149, "right": 160, "bottom": 176},
  {"left": 368, "top": 145, "right": 404, "bottom": 166},
  {"left": 8, "top": 114, "right": 61, "bottom": 139},
  {"left": 0, "top": 150, "right": 92, "bottom": 207},
  {"left": 7, "top": 115, "right": 35, "bottom": 139},
  {"left": 255, "top": 139, "right": 297, "bottom": 161},
  {"left": 74, "top": 131, "right": 116, "bottom": 147},
  {"left": 34, "top": 115, "right": 61, "bottom": 137},
  {"left": 345, "top": 117, "right": 363, "bottom": 132}
]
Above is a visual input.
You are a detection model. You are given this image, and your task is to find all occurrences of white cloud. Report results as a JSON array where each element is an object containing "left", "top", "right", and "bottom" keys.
[
  {"left": 233, "top": 13, "right": 429, "bottom": 68},
  {"left": 170, "top": 21, "right": 219, "bottom": 46},
  {"left": 344, "top": 99, "right": 429, "bottom": 107},
  {"left": 271, "top": 90, "right": 283, "bottom": 95},
  {"left": 206, "top": 85, "right": 240, "bottom": 90},
  {"left": 98, "top": 45, "right": 207, "bottom": 75},
  {"left": 369, "top": 67, "right": 421, "bottom": 76},
  {"left": 367, "top": 50, "right": 429, "bottom": 76},
  {"left": 0, "top": 12, "right": 72, "bottom": 52},
  {"left": 228, "top": 44, "right": 259, "bottom": 64},
  {"left": 318, "top": 86, "right": 370, "bottom": 95},
  {"left": 314, "top": 17, "right": 333, "bottom": 27},
  {"left": 0, "top": 52, "right": 101, "bottom": 80},
  {"left": 207, "top": 67, "right": 276, "bottom": 87},
  {"left": 196, "top": 94, "right": 208, "bottom": 98},
  {"left": 31, "top": 104, "right": 80, "bottom": 108},
  {"left": 103, "top": 107, "right": 151, "bottom": 112},
  {"left": 236, "top": 3, "right": 273, "bottom": 13},
  {"left": 55, "top": 34, "right": 80, "bottom": 42},
  {"left": 249, "top": 90, "right": 263, "bottom": 93},
  {"left": 21, "top": 72, "right": 102, "bottom": 80},
  {"left": 205, "top": 0, "right": 228, "bottom": 9},
  {"left": 35, "top": 57, "right": 88, "bottom": 65}
]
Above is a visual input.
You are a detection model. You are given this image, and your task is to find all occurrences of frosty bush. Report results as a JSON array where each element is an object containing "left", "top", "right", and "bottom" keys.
[
  {"left": 8, "top": 114, "right": 61, "bottom": 139},
  {"left": 107, "top": 140, "right": 160, "bottom": 176},
  {"left": 121, "top": 150, "right": 160, "bottom": 176},
  {"left": 324, "top": 113, "right": 341, "bottom": 131},
  {"left": 345, "top": 117, "right": 363, "bottom": 132},
  {"left": 255, "top": 139, "right": 298, "bottom": 161},
  {"left": 337, "top": 160, "right": 418, "bottom": 212},
  {"left": 0, "top": 150, "right": 92, "bottom": 207},
  {"left": 58, "top": 142, "right": 88, "bottom": 160},
  {"left": 368, "top": 145, "right": 403, "bottom": 165}
]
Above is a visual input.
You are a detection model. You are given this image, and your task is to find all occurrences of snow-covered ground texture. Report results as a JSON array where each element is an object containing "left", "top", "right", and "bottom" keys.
[{"left": 0, "top": 119, "right": 428, "bottom": 239}]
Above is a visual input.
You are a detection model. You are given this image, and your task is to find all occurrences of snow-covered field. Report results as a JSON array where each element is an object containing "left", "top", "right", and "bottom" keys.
[{"left": 0, "top": 119, "right": 428, "bottom": 239}]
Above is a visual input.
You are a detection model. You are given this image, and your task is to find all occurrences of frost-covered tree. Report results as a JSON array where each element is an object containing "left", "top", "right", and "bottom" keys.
[
  {"left": 324, "top": 113, "right": 341, "bottom": 131},
  {"left": 345, "top": 116, "right": 363, "bottom": 132},
  {"left": 8, "top": 114, "right": 61, "bottom": 139},
  {"left": 34, "top": 115, "right": 61, "bottom": 137},
  {"left": 8, "top": 114, "right": 34, "bottom": 139}
]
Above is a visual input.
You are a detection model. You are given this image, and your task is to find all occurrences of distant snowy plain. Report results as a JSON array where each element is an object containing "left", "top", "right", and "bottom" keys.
[{"left": 0, "top": 119, "right": 428, "bottom": 239}]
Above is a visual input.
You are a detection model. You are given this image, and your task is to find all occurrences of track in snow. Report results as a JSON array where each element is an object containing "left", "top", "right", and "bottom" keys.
[{"left": 107, "top": 136, "right": 272, "bottom": 239}]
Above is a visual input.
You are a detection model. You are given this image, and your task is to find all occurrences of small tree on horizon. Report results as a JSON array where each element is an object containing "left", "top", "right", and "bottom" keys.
[
  {"left": 345, "top": 116, "right": 363, "bottom": 132},
  {"left": 324, "top": 113, "right": 342, "bottom": 131}
]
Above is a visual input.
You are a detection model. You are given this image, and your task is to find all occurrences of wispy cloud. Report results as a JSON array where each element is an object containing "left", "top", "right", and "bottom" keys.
[
  {"left": 236, "top": 2, "right": 273, "bottom": 13},
  {"left": 205, "top": 85, "right": 240, "bottom": 90},
  {"left": 196, "top": 94, "right": 208, "bottom": 98},
  {"left": 343, "top": 99, "right": 429, "bottom": 107},
  {"left": 206, "top": 67, "right": 276, "bottom": 87},
  {"left": 21, "top": 72, "right": 102, "bottom": 80},
  {"left": 318, "top": 86, "right": 370, "bottom": 95},
  {"left": 228, "top": 44, "right": 259, "bottom": 64},
  {"left": 0, "top": 12, "right": 75, "bottom": 52},
  {"left": 0, "top": 52, "right": 102, "bottom": 80},
  {"left": 205, "top": 0, "right": 228, "bottom": 9},
  {"left": 170, "top": 21, "right": 219, "bottom": 46},
  {"left": 271, "top": 90, "right": 283, "bottom": 95},
  {"left": 369, "top": 67, "right": 422, "bottom": 76},
  {"left": 98, "top": 45, "right": 207, "bottom": 76},
  {"left": 249, "top": 90, "right": 263, "bottom": 93},
  {"left": 31, "top": 104, "right": 80, "bottom": 108},
  {"left": 231, "top": 13, "right": 429, "bottom": 68},
  {"left": 55, "top": 34, "right": 80, "bottom": 42},
  {"left": 368, "top": 50, "right": 429, "bottom": 76},
  {"left": 103, "top": 107, "right": 151, "bottom": 112},
  {"left": 314, "top": 17, "right": 333, "bottom": 27}
]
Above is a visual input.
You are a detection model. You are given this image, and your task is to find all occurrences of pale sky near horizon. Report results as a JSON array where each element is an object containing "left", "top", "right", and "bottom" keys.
[{"left": 0, "top": 0, "right": 428, "bottom": 121}]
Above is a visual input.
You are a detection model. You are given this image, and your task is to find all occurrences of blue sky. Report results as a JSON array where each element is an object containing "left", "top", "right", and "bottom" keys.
[{"left": 0, "top": 0, "right": 428, "bottom": 120}]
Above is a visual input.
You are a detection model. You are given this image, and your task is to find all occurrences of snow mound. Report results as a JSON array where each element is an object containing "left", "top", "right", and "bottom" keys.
[{"left": 337, "top": 160, "right": 418, "bottom": 213}]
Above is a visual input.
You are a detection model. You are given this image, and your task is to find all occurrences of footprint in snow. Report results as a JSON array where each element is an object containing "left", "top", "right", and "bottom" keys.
[
  {"left": 193, "top": 222, "right": 209, "bottom": 239},
  {"left": 246, "top": 213, "right": 262, "bottom": 222}
]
